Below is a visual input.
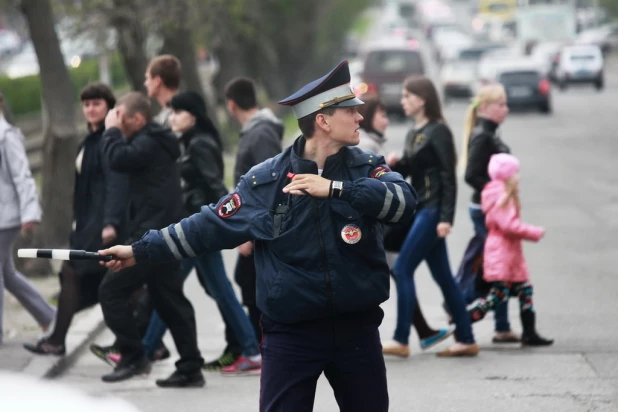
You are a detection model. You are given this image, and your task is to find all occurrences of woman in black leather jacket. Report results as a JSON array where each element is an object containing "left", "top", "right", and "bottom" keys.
[
  {"left": 382, "top": 76, "right": 478, "bottom": 358},
  {"left": 459, "top": 83, "right": 518, "bottom": 343}
]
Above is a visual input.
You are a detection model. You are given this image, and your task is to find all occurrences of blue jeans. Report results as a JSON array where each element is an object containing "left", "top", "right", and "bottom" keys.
[
  {"left": 142, "top": 252, "right": 260, "bottom": 358},
  {"left": 468, "top": 206, "right": 510, "bottom": 333},
  {"left": 393, "top": 207, "right": 475, "bottom": 345}
]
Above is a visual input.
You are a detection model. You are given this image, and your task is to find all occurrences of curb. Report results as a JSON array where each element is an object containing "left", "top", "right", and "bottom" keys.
[{"left": 21, "top": 305, "right": 106, "bottom": 379}]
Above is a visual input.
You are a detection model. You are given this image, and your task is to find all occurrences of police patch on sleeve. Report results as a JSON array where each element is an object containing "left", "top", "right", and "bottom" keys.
[
  {"left": 371, "top": 166, "right": 391, "bottom": 179},
  {"left": 217, "top": 193, "right": 242, "bottom": 218}
]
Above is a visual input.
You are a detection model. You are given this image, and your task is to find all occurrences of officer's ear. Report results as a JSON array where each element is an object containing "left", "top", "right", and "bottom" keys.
[{"left": 315, "top": 113, "right": 331, "bottom": 133}]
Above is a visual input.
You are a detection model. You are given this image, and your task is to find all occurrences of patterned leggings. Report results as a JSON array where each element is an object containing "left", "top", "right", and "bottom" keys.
[{"left": 470, "top": 281, "right": 534, "bottom": 323}]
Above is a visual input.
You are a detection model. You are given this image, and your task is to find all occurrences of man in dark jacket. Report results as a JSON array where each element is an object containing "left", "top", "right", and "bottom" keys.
[
  {"left": 99, "top": 92, "right": 204, "bottom": 386},
  {"left": 98, "top": 61, "right": 417, "bottom": 411},
  {"left": 199, "top": 77, "right": 284, "bottom": 370}
]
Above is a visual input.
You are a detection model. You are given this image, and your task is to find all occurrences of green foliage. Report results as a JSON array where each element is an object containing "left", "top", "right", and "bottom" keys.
[
  {"left": 600, "top": 0, "right": 618, "bottom": 18},
  {"left": 0, "top": 53, "right": 127, "bottom": 117}
]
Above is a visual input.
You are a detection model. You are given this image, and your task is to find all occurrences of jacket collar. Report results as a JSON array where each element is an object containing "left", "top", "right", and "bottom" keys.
[
  {"left": 290, "top": 135, "right": 350, "bottom": 176},
  {"left": 478, "top": 117, "right": 499, "bottom": 133}
]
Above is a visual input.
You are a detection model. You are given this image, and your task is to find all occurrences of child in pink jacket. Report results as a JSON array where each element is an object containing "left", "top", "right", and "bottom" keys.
[{"left": 467, "top": 153, "right": 553, "bottom": 346}]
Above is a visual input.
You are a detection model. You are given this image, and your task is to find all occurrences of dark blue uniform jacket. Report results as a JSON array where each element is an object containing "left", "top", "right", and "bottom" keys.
[{"left": 133, "top": 136, "right": 417, "bottom": 324}]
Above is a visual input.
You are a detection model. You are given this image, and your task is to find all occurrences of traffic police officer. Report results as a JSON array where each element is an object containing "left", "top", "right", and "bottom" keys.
[{"left": 99, "top": 60, "right": 417, "bottom": 411}]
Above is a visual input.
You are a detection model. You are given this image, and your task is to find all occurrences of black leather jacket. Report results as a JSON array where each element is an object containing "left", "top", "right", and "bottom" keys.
[
  {"left": 464, "top": 118, "right": 510, "bottom": 204},
  {"left": 179, "top": 128, "right": 228, "bottom": 215},
  {"left": 393, "top": 121, "right": 457, "bottom": 224}
]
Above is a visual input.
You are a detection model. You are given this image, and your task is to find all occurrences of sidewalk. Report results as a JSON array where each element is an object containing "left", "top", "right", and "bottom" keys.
[{"left": 0, "top": 262, "right": 106, "bottom": 378}]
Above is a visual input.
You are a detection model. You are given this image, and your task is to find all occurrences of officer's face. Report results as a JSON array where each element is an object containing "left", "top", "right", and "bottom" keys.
[{"left": 325, "top": 107, "right": 363, "bottom": 146}]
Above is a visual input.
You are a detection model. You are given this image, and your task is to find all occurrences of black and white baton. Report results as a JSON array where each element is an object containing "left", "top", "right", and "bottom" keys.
[{"left": 18, "top": 249, "right": 115, "bottom": 262}]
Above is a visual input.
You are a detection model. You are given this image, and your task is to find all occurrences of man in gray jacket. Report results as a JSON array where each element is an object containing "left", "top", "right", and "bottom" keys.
[
  {"left": 0, "top": 92, "right": 56, "bottom": 344},
  {"left": 201, "top": 77, "right": 284, "bottom": 370}
]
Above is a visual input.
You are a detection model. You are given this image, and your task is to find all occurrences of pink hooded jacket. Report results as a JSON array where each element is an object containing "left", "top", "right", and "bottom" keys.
[{"left": 481, "top": 180, "right": 544, "bottom": 283}]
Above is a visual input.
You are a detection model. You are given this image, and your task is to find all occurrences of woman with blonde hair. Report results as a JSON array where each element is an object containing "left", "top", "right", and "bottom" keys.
[{"left": 457, "top": 83, "right": 519, "bottom": 343}]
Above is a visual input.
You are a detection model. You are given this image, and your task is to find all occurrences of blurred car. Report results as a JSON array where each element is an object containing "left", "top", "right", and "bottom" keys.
[
  {"left": 476, "top": 47, "right": 523, "bottom": 85},
  {"left": 349, "top": 59, "right": 365, "bottom": 95},
  {"left": 441, "top": 59, "right": 478, "bottom": 98},
  {"left": 441, "top": 43, "right": 503, "bottom": 98},
  {"left": 576, "top": 24, "right": 618, "bottom": 55},
  {"left": 493, "top": 61, "right": 552, "bottom": 113},
  {"left": 529, "top": 41, "right": 566, "bottom": 80},
  {"left": 434, "top": 29, "right": 475, "bottom": 64},
  {"left": 417, "top": 0, "right": 457, "bottom": 39},
  {"left": 357, "top": 40, "right": 425, "bottom": 114},
  {"left": 555, "top": 44, "right": 604, "bottom": 90}
]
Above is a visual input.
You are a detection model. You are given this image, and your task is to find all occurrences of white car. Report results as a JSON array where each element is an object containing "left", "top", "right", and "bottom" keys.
[
  {"left": 476, "top": 47, "right": 523, "bottom": 85},
  {"left": 440, "top": 60, "right": 477, "bottom": 98},
  {"left": 576, "top": 24, "right": 618, "bottom": 54},
  {"left": 555, "top": 44, "right": 604, "bottom": 90}
]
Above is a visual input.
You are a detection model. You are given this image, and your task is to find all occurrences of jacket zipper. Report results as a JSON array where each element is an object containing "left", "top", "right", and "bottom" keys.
[
  {"left": 312, "top": 198, "right": 334, "bottom": 318},
  {"left": 425, "top": 175, "right": 431, "bottom": 199}
]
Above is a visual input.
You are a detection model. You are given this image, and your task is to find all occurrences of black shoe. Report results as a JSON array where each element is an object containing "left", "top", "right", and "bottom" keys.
[
  {"left": 156, "top": 370, "right": 205, "bottom": 388},
  {"left": 24, "top": 339, "right": 66, "bottom": 356},
  {"left": 520, "top": 310, "right": 554, "bottom": 347},
  {"left": 203, "top": 350, "right": 241, "bottom": 371},
  {"left": 150, "top": 345, "right": 171, "bottom": 362},
  {"left": 522, "top": 333, "right": 554, "bottom": 346},
  {"left": 102, "top": 355, "right": 151, "bottom": 383},
  {"left": 90, "top": 343, "right": 119, "bottom": 366}
]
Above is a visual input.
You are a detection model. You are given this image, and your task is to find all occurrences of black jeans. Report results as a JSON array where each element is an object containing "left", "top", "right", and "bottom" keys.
[{"left": 99, "top": 260, "right": 203, "bottom": 373}]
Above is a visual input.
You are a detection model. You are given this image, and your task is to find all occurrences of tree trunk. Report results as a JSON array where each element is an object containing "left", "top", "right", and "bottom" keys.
[
  {"left": 19, "top": 0, "right": 80, "bottom": 275},
  {"left": 159, "top": 1, "right": 220, "bottom": 131},
  {"left": 109, "top": 0, "right": 149, "bottom": 93}
]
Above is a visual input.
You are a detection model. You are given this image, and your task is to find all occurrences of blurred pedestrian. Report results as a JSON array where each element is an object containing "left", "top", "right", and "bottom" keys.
[
  {"left": 201, "top": 77, "right": 284, "bottom": 371},
  {"left": 383, "top": 75, "right": 479, "bottom": 358},
  {"left": 24, "top": 82, "right": 128, "bottom": 356},
  {"left": 0, "top": 91, "right": 55, "bottom": 345},
  {"left": 98, "top": 92, "right": 203, "bottom": 385},
  {"left": 144, "top": 55, "right": 181, "bottom": 127},
  {"left": 128, "top": 90, "right": 262, "bottom": 377},
  {"left": 356, "top": 93, "right": 389, "bottom": 153},
  {"left": 455, "top": 83, "right": 519, "bottom": 343},
  {"left": 97, "top": 60, "right": 417, "bottom": 412},
  {"left": 467, "top": 153, "right": 553, "bottom": 347},
  {"left": 358, "top": 93, "right": 454, "bottom": 351}
]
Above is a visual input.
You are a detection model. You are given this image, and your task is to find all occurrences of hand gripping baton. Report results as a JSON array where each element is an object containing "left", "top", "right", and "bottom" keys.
[{"left": 17, "top": 249, "right": 115, "bottom": 262}]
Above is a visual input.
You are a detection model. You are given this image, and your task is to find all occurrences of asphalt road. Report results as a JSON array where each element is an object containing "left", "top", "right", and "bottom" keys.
[{"left": 54, "top": 9, "right": 618, "bottom": 412}]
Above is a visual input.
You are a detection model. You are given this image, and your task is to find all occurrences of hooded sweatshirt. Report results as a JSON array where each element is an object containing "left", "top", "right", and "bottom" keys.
[
  {"left": 481, "top": 180, "right": 544, "bottom": 283},
  {"left": 234, "top": 108, "right": 284, "bottom": 185},
  {"left": 103, "top": 123, "right": 183, "bottom": 243}
]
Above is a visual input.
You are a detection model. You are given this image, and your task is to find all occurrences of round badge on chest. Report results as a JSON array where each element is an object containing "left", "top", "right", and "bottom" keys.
[{"left": 341, "top": 224, "right": 362, "bottom": 244}]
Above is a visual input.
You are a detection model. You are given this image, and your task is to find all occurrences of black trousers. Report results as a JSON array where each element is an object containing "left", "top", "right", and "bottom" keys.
[
  {"left": 223, "top": 254, "right": 262, "bottom": 352},
  {"left": 99, "top": 260, "right": 203, "bottom": 373},
  {"left": 259, "top": 307, "right": 389, "bottom": 412}
]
